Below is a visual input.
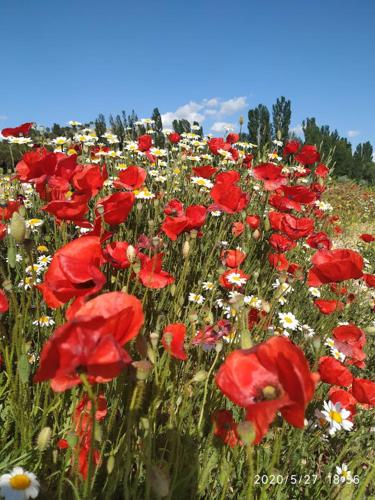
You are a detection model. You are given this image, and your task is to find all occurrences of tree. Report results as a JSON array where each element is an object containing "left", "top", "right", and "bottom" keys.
[
  {"left": 152, "top": 107, "right": 164, "bottom": 147},
  {"left": 272, "top": 96, "right": 291, "bottom": 141},
  {"left": 247, "top": 104, "right": 272, "bottom": 149},
  {"left": 353, "top": 142, "right": 375, "bottom": 182},
  {"left": 172, "top": 119, "right": 191, "bottom": 134},
  {"left": 95, "top": 113, "right": 107, "bottom": 137}
]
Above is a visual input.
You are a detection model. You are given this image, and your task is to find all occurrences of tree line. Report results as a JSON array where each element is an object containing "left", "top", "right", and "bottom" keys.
[{"left": 1, "top": 98, "right": 374, "bottom": 183}]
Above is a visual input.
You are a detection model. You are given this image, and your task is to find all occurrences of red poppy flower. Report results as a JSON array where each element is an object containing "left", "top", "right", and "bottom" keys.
[
  {"left": 221, "top": 249, "right": 247, "bottom": 268},
  {"left": 35, "top": 292, "right": 143, "bottom": 391},
  {"left": 246, "top": 215, "right": 260, "bottom": 229},
  {"left": 232, "top": 222, "right": 244, "bottom": 236},
  {"left": 318, "top": 357, "right": 353, "bottom": 386},
  {"left": 360, "top": 233, "right": 375, "bottom": 243},
  {"left": 72, "top": 164, "right": 106, "bottom": 197},
  {"left": 253, "top": 163, "right": 287, "bottom": 191},
  {"left": 268, "top": 211, "right": 284, "bottom": 231},
  {"left": 208, "top": 138, "right": 230, "bottom": 155},
  {"left": 295, "top": 145, "right": 320, "bottom": 165},
  {"left": 161, "top": 215, "right": 189, "bottom": 240},
  {"left": 1, "top": 122, "right": 33, "bottom": 137},
  {"left": 96, "top": 192, "right": 135, "bottom": 226},
  {"left": 308, "top": 249, "right": 363, "bottom": 286},
  {"left": 73, "top": 291, "right": 144, "bottom": 346},
  {"left": 34, "top": 320, "right": 132, "bottom": 391},
  {"left": 362, "top": 273, "right": 375, "bottom": 288},
  {"left": 269, "top": 194, "right": 301, "bottom": 212},
  {"left": 281, "top": 185, "right": 317, "bottom": 205},
  {"left": 211, "top": 410, "right": 240, "bottom": 447},
  {"left": 0, "top": 200, "right": 20, "bottom": 221},
  {"left": 328, "top": 388, "right": 357, "bottom": 417},
  {"left": 0, "top": 290, "right": 9, "bottom": 313},
  {"left": 219, "top": 268, "right": 250, "bottom": 289},
  {"left": 280, "top": 214, "right": 314, "bottom": 240},
  {"left": 351, "top": 378, "right": 375, "bottom": 406},
  {"left": 168, "top": 132, "right": 181, "bottom": 144},
  {"left": 161, "top": 205, "right": 206, "bottom": 240},
  {"left": 162, "top": 323, "right": 187, "bottom": 360},
  {"left": 138, "top": 134, "right": 152, "bottom": 152},
  {"left": 192, "top": 165, "right": 217, "bottom": 178},
  {"left": 226, "top": 133, "right": 239, "bottom": 144},
  {"left": 113, "top": 165, "right": 147, "bottom": 191},
  {"left": 138, "top": 253, "right": 174, "bottom": 288},
  {"left": 332, "top": 324, "right": 366, "bottom": 369},
  {"left": 306, "top": 232, "right": 332, "bottom": 250},
  {"left": 314, "top": 299, "right": 344, "bottom": 315},
  {"left": 268, "top": 253, "right": 289, "bottom": 271},
  {"left": 215, "top": 337, "right": 318, "bottom": 444},
  {"left": 0, "top": 223, "right": 6, "bottom": 240},
  {"left": 164, "top": 199, "right": 184, "bottom": 217},
  {"left": 103, "top": 241, "right": 131, "bottom": 269},
  {"left": 38, "top": 236, "right": 106, "bottom": 308},
  {"left": 42, "top": 193, "right": 90, "bottom": 222},
  {"left": 283, "top": 140, "right": 300, "bottom": 156},
  {"left": 269, "top": 234, "right": 296, "bottom": 253},
  {"left": 315, "top": 164, "right": 329, "bottom": 178},
  {"left": 210, "top": 181, "right": 249, "bottom": 214}
]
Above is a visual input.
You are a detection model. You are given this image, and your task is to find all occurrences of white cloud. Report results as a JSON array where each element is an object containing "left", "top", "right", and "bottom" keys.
[
  {"left": 347, "top": 130, "right": 360, "bottom": 138},
  {"left": 290, "top": 124, "right": 303, "bottom": 136},
  {"left": 0, "top": 115, "right": 8, "bottom": 121},
  {"left": 161, "top": 96, "right": 248, "bottom": 128},
  {"left": 211, "top": 121, "right": 236, "bottom": 133},
  {"left": 161, "top": 101, "right": 206, "bottom": 128},
  {"left": 219, "top": 97, "right": 247, "bottom": 115}
]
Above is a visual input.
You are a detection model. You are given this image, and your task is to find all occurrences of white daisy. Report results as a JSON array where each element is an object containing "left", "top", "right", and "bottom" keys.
[
  {"left": 33, "top": 315, "right": 55, "bottom": 327},
  {"left": 0, "top": 466, "right": 40, "bottom": 499},
  {"left": 308, "top": 287, "right": 321, "bottom": 298},
  {"left": 226, "top": 272, "right": 248, "bottom": 287},
  {"left": 321, "top": 401, "right": 353, "bottom": 435},
  {"left": 191, "top": 177, "right": 214, "bottom": 189},
  {"left": 202, "top": 281, "right": 214, "bottom": 291},
  {"left": 188, "top": 293, "right": 205, "bottom": 305},
  {"left": 278, "top": 312, "right": 299, "bottom": 331},
  {"left": 336, "top": 464, "right": 352, "bottom": 483}
]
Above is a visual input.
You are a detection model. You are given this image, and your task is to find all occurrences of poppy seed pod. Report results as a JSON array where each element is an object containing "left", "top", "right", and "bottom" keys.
[{"left": 10, "top": 212, "right": 26, "bottom": 243}]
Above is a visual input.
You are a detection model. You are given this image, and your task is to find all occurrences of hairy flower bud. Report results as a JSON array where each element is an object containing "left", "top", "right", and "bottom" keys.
[{"left": 10, "top": 212, "right": 26, "bottom": 243}]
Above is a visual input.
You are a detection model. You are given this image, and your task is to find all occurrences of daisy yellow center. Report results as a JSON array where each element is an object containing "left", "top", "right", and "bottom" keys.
[
  {"left": 10, "top": 474, "right": 31, "bottom": 490},
  {"left": 329, "top": 410, "right": 343, "bottom": 423},
  {"left": 284, "top": 317, "right": 293, "bottom": 324}
]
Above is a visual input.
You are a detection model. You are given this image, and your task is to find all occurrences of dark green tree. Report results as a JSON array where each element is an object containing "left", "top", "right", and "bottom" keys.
[
  {"left": 272, "top": 96, "right": 291, "bottom": 141},
  {"left": 247, "top": 104, "right": 272, "bottom": 149},
  {"left": 94, "top": 113, "right": 107, "bottom": 137},
  {"left": 353, "top": 142, "right": 375, "bottom": 181},
  {"left": 152, "top": 107, "right": 164, "bottom": 147}
]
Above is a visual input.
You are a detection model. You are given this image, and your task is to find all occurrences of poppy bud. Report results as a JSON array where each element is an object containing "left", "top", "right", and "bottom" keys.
[
  {"left": 133, "top": 360, "right": 152, "bottom": 381},
  {"left": 264, "top": 219, "right": 271, "bottom": 231},
  {"left": 10, "top": 212, "right": 26, "bottom": 243},
  {"left": 190, "top": 229, "right": 198, "bottom": 239},
  {"left": 107, "top": 454, "right": 115, "bottom": 475},
  {"left": 252, "top": 229, "right": 261, "bottom": 240},
  {"left": 170, "top": 284, "right": 176, "bottom": 296},
  {"left": 192, "top": 370, "right": 208, "bottom": 382},
  {"left": 2, "top": 279, "right": 12, "bottom": 291},
  {"left": 215, "top": 341, "right": 223, "bottom": 353},
  {"left": 7, "top": 245, "right": 16, "bottom": 269},
  {"left": 36, "top": 426, "right": 52, "bottom": 451},
  {"left": 239, "top": 116, "right": 244, "bottom": 126},
  {"left": 182, "top": 240, "right": 190, "bottom": 258},
  {"left": 261, "top": 300, "right": 271, "bottom": 313},
  {"left": 126, "top": 245, "right": 137, "bottom": 263}
]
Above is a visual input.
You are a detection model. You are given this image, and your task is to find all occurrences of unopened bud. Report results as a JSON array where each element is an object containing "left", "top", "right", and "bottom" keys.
[
  {"left": 7, "top": 246, "right": 16, "bottom": 268},
  {"left": 126, "top": 245, "right": 137, "bottom": 263},
  {"left": 239, "top": 115, "right": 244, "bottom": 126},
  {"left": 107, "top": 454, "right": 115, "bottom": 475},
  {"left": 2, "top": 279, "right": 12, "bottom": 291},
  {"left": 215, "top": 341, "right": 223, "bottom": 353},
  {"left": 36, "top": 427, "right": 52, "bottom": 451},
  {"left": 192, "top": 370, "right": 208, "bottom": 382},
  {"left": 147, "top": 345, "right": 156, "bottom": 364},
  {"left": 132, "top": 360, "right": 152, "bottom": 381},
  {"left": 264, "top": 219, "right": 271, "bottom": 232},
  {"left": 261, "top": 300, "right": 271, "bottom": 313},
  {"left": 150, "top": 332, "right": 159, "bottom": 349},
  {"left": 182, "top": 240, "right": 190, "bottom": 258},
  {"left": 190, "top": 229, "right": 198, "bottom": 239},
  {"left": 170, "top": 284, "right": 176, "bottom": 296},
  {"left": 252, "top": 229, "right": 261, "bottom": 240},
  {"left": 10, "top": 212, "right": 26, "bottom": 243}
]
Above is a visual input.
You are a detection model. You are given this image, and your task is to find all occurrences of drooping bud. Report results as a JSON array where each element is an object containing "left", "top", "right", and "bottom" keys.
[
  {"left": 36, "top": 426, "right": 52, "bottom": 451},
  {"left": 10, "top": 212, "right": 26, "bottom": 243}
]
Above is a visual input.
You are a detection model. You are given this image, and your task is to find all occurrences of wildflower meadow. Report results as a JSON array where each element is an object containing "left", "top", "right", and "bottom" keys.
[{"left": 0, "top": 120, "right": 374, "bottom": 499}]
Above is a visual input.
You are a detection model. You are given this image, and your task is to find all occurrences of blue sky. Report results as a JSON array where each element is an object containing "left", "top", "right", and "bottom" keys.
[{"left": 0, "top": 0, "right": 374, "bottom": 147}]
